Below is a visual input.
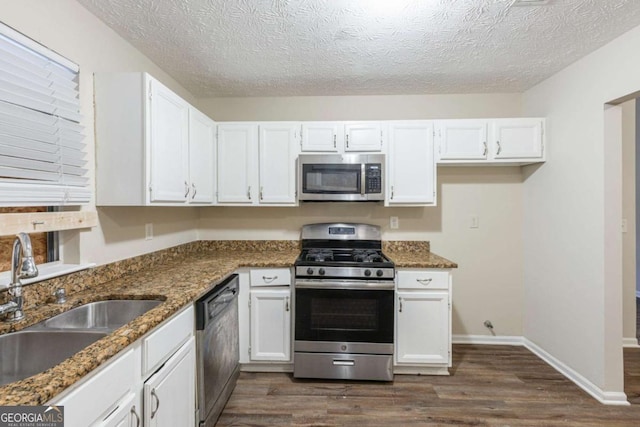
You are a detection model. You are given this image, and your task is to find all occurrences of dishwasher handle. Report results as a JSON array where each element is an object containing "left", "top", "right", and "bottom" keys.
[{"left": 195, "top": 274, "right": 239, "bottom": 330}]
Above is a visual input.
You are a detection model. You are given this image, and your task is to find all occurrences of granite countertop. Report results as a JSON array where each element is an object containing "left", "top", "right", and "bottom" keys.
[{"left": 0, "top": 240, "right": 455, "bottom": 406}]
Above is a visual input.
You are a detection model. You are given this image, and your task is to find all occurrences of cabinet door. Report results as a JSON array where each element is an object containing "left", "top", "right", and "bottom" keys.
[
  {"left": 92, "top": 392, "right": 140, "bottom": 427},
  {"left": 188, "top": 108, "right": 215, "bottom": 204},
  {"left": 148, "top": 78, "right": 189, "bottom": 203},
  {"left": 344, "top": 122, "right": 383, "bottom": 152},
  {"left": 258, "top": 123, "right": 299, "bottom": 205},
  {"left": 437, "top": 120, "right": 488, "bottom": 161},
  {"left": 217, "top": 124, "right": 257, "bottom": 204},
  {"left": 387, "top": 122, "right": 435, "bottom": 205},
  {"left": 250, "top": 288, "right": 291, "bottom": 361},
  {"left": 396, "top": 291, "right": 449, "bottom": 365},
  {"left": 301, "top": 122, "right": 341, "bottom": 152},
  {"left": 144, "top": 337, "right": 196, "bottom": 427},
  {"left": 492, "top": 119, "right": 544, "bottom": 160}
]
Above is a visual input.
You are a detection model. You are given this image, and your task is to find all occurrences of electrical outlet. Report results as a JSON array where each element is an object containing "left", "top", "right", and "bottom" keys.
[
  {"left": 470, "top": 215, "right": 479, "bottom": 229},
  {"left": 145, "top": 223, "right": 153, "bottom": 240},
  {"left": 390, "top": 216, "right": 399, "bottom": 229},
  {"left": 622, "top": 219, "right": 628, "bottom": 233}
]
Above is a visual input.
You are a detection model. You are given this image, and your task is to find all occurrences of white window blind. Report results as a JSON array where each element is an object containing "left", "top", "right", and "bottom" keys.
[{"left": 0, "top": 22, "right": 89, "bottom": 206}]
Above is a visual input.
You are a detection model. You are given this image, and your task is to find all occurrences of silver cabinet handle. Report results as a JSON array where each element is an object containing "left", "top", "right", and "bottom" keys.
[
  {"left": 247, "top": 186, "right": 252, "bottom": 200},
  {"left": 262, "top": 275, "right": 278, "bottom": 283},
  {"left": 346, "top": 134, "right": 349, "bottom": 148},
  {"left": 496, "top": 140, "right": 502, "bottom": 155},
  {"left": 184, "top": 181, "right": 190, "bottom": 198},
  {"left": 416, "top": 278, "right": 433, "bottom": 286},
  {"left": 150, "top": 388, "right": 160, "bottom": 419},
  {"left": 483, "top": 141, "right": 487, "bottom": 156},
  {"left": 131, "top": 405, "right": 140, "bottom": 427},
  {"left": 191, "top": 183, "right": 197, "bottom": 199},
  {"left": 399, "top": 296, "right": 403, "bottom": 313},
  {"left": 260, "top": 186, "right": 264, "bottom": 200},
  {"left": 390, "top": 185, "right": 394, "bottom": 200},
  {"left": 333, "top": 134, "right": 337, "bottom": 148},
  {"left": 285, "top": 296, "right": 290, "bottom": 312}
]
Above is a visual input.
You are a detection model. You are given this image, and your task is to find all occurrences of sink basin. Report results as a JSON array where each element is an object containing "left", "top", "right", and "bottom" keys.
[
  {"left": 32, "top": 299, "right": 163, "bottom": 331},
  {"left": 0, "top": 330, "right": 107, "bottom": 386}
]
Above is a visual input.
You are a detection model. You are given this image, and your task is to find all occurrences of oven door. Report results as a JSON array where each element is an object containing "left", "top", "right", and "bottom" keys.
[{"left": 294, "top": 282, "right": 394, "bottom": 350}]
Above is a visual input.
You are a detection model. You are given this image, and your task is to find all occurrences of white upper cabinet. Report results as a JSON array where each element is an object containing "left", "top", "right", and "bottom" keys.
[
  {"left": 148, "top": 80, "right": 190, "bottom": 203},
  {"left": 217, "top": 123, "right": 257, "bottom": 204},
  {"left": 387, "top": 121, "right": 436, "bottom": 206},
  {"left": 301, "top": 122, "right": 341, "bottom": 152},
  {"left": 344, "top": 122, "right": 384, "bottom": 152},
  {"left": 94, "top": 72, "right": 216, "bottom": 206},
  {"left": 188, "top": 108, "right": 216, "bottom": 204},
  {"left": 436, "top": 118, "right": 545, "bottom": 165},
  {"left": 437, "top": 119, "right": 488, "bottom": 161},
  {"left": 258, "top": 123, "right": 299, "bottom": 205},
  {"left": 216, "top": 122, "right": 299, "bottom": 206},
  {"left": 492, "top": 118, "right": 544, "bottom": 160}
]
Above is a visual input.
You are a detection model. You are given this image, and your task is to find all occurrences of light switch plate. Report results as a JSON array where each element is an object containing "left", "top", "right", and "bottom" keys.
[
  {"left": 145, "top": 223, "right": 153, "bottom": 240},
  {"left": 390, "top": 216, "right": 399, "bottom": 229},
  {"left": 470, "top": 215, "right": 479, "bottom": 229}
]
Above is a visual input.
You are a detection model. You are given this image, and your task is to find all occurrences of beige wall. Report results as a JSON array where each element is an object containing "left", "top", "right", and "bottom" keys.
[
  {"left": 522, "top": 24, "right": 640, "bottom": 399},
  {"left": 622, "top": 99, "right": 637, "bottom": 343},
  {"left": 0, "top": 0, "right": 200, "bottom": 265},
  {"left": 197, "top": 94, "right": 525, "bottom": 337}
]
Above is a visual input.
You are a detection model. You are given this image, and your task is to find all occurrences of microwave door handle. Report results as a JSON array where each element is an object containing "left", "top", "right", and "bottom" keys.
[{"left": 361, "top": 163, "right": 366, "bottom": 197}]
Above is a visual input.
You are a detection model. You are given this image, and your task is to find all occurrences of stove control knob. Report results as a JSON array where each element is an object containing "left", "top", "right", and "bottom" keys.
[
  {"left": 319, "top": 268, "right": 326, "bottom": 276},
  {"left": 306, "top": 268, "right": 314, "bottom": 275},
  {"left": 364, "top": 269, "right": 372, "bottom": 277},
  {"left": 376, "top": 270, "right": 384, "bottom": 277}
]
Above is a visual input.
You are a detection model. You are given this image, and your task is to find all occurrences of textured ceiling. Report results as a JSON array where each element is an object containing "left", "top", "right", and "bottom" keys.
[{"left": 77, "top": 0, "right": 640, "bottom": 97}]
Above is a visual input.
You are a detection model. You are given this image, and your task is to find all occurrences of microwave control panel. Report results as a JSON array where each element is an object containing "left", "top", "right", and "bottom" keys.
[{"left": 365, "top": 164, "right": 382, "bottom": 194}]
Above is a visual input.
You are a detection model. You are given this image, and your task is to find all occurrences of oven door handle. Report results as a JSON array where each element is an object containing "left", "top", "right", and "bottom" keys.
[{"left": 295, "top": 280, "right": 394, "bottom": 290}]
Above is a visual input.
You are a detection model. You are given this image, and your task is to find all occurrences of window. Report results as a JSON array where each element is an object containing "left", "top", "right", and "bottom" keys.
[{"left": 0, "top": 21, "right": 88, "bottom": 206}]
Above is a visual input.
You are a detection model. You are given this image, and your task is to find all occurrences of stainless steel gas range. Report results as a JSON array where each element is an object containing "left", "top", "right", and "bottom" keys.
[{"left": 293, "top": 223, "right": 395, "bottom": 381}]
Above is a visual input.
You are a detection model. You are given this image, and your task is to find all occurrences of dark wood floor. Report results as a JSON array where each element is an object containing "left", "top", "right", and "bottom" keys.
[{"left": 217, "top": 345, "right": 640, "bottom": 426}]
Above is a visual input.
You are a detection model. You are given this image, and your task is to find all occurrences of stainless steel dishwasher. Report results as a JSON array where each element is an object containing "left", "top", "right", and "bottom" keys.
[{"left": 195, "top": 274, "right": 239, "bottom": 427}]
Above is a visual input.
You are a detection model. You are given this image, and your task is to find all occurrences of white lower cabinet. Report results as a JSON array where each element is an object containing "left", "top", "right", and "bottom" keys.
[
  {"left": 394, "top": 269, "right": 452, "bottom": 375},
  {"left": 238, "top": 268, "right": 292, "bottom": 366},
  {"left": 94, "top": 392, "right": 139, "bottom": 427},
  {"left": 144, "top": 336, "right": 196, "bottom": 427},
  {"left": 250, "top": 288, "right": 291, "bottom": 361},
  {"left": 49, "top": 305, "right": 195, "bottom": 427}
]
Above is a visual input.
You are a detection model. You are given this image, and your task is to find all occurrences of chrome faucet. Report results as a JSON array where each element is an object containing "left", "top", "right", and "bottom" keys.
[{"left": 0, "top": 232, "right": 39, "bottom": 322}]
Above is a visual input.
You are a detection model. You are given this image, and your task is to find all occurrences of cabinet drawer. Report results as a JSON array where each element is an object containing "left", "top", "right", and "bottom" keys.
[
  {"left": 142, "top": 305, "right": 193, "bottom": 378},
  {"left": 53, "top": 347, "right": 136, "bottom": 427},
  {"left": 250, "top": 268, "right": 291, "bottom": 287},
  {"left": 397, "top": 270, "right": 450, "bottom": 290}
]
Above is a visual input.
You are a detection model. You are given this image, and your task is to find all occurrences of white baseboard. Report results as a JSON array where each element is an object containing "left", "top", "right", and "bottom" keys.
[
  {"left": 623, "top": 337, "right": 640, "bottom": 348},
  {"left": 452, "top": 334, "right": 630, "bottom": 406},
  {"left": 523, "top": 338, "right": 629, "bottom": 406},
  {"left": 452, "top": 334, "right": 524, "bottom": 346}
]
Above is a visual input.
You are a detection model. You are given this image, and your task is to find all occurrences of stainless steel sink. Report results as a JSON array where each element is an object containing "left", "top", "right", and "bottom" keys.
[
  {"left": 30, "top": 299, "right": 163, "bottom": 331},
  {"left": 0, "top": 330, "right": 108, "bottom": 386}
]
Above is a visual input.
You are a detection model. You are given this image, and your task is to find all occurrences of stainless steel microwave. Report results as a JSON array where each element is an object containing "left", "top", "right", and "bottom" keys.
[{"left": 298, "top": 154, "right": 385, "bottom": 202}]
